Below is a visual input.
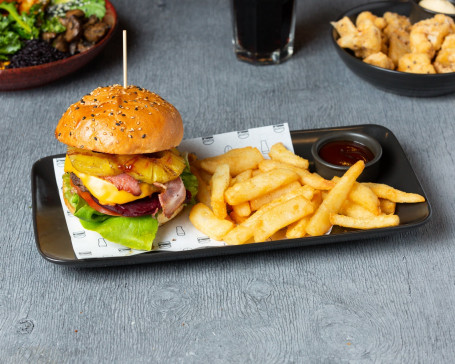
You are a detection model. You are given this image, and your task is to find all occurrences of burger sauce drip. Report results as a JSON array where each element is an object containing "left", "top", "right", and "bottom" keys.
[{"left": 319, "top": 140, "right": 374, "bottom": 166}]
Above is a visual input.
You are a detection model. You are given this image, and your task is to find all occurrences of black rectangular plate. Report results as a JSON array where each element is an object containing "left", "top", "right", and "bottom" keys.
[{"left": 31, "top": 124, "right": 431, "bottom": 267}]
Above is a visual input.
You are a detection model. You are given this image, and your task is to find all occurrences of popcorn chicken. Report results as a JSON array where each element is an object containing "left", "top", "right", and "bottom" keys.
[
  {"left": 356, "top": 11, "right": 387, "bottom": 30},
  {"left": 410, "top": 14, "right": 455, "bottom": 58},
  {"left": 388, "top": 29, "right": 411, "bottom": 67},
  {"left": 331, "top": 16, "right": 359, "bottom": 38},
  {"left": 441, "top": 33, "right": 455, "bottom": 49},
  {"left": 397, "top": 53, "right": 436, "bottom": 73},
  {"left": 434, "top": 48, "right": 455, "bottom": 72},
  {"left": 332, "top": 11, "right": 455, "bottom": 74},
  {"left": 355, "top": 19, "right": 383, "bottom": 58},
  {"left": 383, "top": 12, "right": 411, "bottom": 37},
  {"left": 363, "top": 52, "right": 395, "bottom": 70}
]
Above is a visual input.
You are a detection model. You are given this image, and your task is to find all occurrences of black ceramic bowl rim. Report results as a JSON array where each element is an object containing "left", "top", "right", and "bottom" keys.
[
  {"left": 331, "top": 1, "right": 455, "bottom": 79},
  {"left": 311, "top": 131, "right": 383, "bottom": 173}
]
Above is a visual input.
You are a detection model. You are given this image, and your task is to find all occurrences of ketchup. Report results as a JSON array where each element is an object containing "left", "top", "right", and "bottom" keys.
[{"left": 319, "top": 140, "right": 374, "bottom": 166}]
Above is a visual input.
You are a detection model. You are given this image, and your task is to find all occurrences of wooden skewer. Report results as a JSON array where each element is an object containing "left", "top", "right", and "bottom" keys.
[{"left": 123, "top": 30, "right": 127, "bottom": 89}]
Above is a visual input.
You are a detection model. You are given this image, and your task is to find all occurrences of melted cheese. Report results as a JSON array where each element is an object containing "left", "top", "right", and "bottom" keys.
[{"left": 64, "top": 157, "right": 158, "bottom": 205}]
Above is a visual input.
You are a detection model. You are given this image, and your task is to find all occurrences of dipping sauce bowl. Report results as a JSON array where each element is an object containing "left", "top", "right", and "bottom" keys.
[{"left": 311, "top": 131, "right": 382, "bottom": 182}]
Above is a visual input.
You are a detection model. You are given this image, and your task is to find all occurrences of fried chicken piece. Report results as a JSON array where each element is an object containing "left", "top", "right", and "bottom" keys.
[
  {"left": 383, "top": 12, "right": 411, "bottom": 38},
  {"left": 363, "top": 52, "right": 395, "bottom": 70},
  {"left": 331, "top": 16, "right": 358, "bottom": 38},
  {"left": 434, "top": 48, "right": 455, "bottom": 72},
  {"left": 354, "top": 19, "right": 383, "bottom": 58},
  {"left": 434, "top": 34, "right": 455, "bottom": 72},
  {"left": 388, "top": 29, "right": 411, "bottom": 67},
  {"left": 441, "top": 33, "right": 455, "bottom": 49},
  {"left": 398, "top": 53, "right": 436, "bottom": 73},
  {"left": 356, "top": 11, "right": 387, "bottom": 30},
  {"left": 410, "top": 14, "right": 455, "bottom": 58}
]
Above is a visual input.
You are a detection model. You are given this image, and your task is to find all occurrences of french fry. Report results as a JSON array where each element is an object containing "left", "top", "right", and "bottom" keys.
[
  {"left": 330, "top": 213, "right": 400, "bottom": 229},
  {"left": 250, "top": 180, "right": 301, "bottom": 211},
  {"left": 334, "top": 177, "right": 380, "bottom": 215},
  {"left": 286, "top": 216, "right": 311, "bottom": 239},
  {"left": 189, "top": 203, "right": 234, "bottom": 240},
  {"left": 223, "top": 224, "right": 254, "bottom": 245},
  {"left": 229, "top": 210, "right": 249, "bottom": 225},
  {"left": 379, "top": 198, "right": 396, "bottom": 215},
  {"left": 225, "top": 185, "right": 315, "bottom": 245},
  {"left": 254, "top": 196, "right": 314, "bottom": 242},
  {"left": 224, "top": 169, "right": 299, "bottom": 206},
  {"left": 258, "top": 159, "right": 335, "bottom": 190},
  {"left": 200, "top": 147, "right": 264, "bottom": 176},
  {"left": 340, "top": 200, "right": 376, "bottom": 218},
  {"left": 363, "top": 183, "right": 425, "bottom": 203},
  {"left": 230, "top": 169, "right": 252, "bottom": 186},
  {"left": 269, "top": 142, "right": 309, "bottom": 169},
  {"left": 306, "top": 160, "right": 365, "bottom": 236},
  {"left": 232, "top": 202, "right": 251, "bottom": 217},
  {"left": 230, "top": 169, "right": 252, "bottom": 217},
  {"left": 210, "top": 164, "right": 231, "bottom": 219},
  {"left": 191, "top": 166, "right": 211, "bottom": 207}
]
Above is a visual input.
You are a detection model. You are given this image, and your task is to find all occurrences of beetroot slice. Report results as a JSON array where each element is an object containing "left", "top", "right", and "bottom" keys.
[{"left": 93, "top": 194, "right": 161, "bottom": 217}]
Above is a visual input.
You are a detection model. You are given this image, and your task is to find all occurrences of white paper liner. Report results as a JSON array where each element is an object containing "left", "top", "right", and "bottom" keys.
[{"left": 53, "top": 123, "right": 294, "bottom": 259}]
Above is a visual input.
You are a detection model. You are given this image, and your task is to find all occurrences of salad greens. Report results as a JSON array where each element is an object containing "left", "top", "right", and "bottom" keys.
[
  {"left": 0, "top": 0, "right": 106, "bottom": 64},
  {"left": 0, "top": 15, "right": 21, "bottom": 60}
]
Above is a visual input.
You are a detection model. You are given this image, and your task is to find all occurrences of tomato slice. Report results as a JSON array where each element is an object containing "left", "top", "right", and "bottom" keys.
[{"left": 70, "top": 180, "right": 122, "bottom": 217}]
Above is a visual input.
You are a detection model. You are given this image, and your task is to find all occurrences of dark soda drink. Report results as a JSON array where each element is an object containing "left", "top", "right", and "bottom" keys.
[{"left": 231, "top": 0, "right": 296, "bottom": 64}]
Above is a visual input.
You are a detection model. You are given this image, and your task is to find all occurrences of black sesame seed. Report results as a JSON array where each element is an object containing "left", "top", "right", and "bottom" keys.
[
  {"left": 94, "top": 99, "right": 97, "bottom": 102},
  {"left": 94, "top": 137, "right": 97, "bottom": 141},
  {"left": 142, "top": 134, "right": 146, "bottom": 138},
  {"left": 58, "top": 133, "right": 61, "bottom": 136},
  {"left": 91, "top": 114, "right": 95, "bottom": 117},
  {"left": 75, "top": 106, "right": 79, "bottom": 110},
  {"left": 81, "top": 99, "right": 85, "bottom": 104},
  {"left": 69, "top": 132, "right": 72, "bottom": 136},
  {"left": 135, "top": 107, "right": 138, "bottom": 111},
  {"left": 124, "top": 100, "right": 128, "bottom": 103},
  {"left": 82, "top": 116, "right": 86, "bottom": 120},
  {"left": 122, "top": 114, "right": 126, "bottom": 117}
]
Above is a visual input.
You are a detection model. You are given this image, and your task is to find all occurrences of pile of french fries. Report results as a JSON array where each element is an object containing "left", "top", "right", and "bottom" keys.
[{"left": 188, "top": 143, "right": 425, "bottom": 245}]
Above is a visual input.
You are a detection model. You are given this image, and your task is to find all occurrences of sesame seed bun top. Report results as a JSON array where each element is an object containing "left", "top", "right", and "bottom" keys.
[{"left": 55, "top": 85, "right": 183, "bottom": 154}]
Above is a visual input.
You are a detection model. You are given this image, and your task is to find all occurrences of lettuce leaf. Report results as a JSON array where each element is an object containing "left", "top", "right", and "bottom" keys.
[
  {"left": 181, "top": 153, "right": 199, "bottom": 205},
  {"left": 62, "top": 173, "right": 158, "bottom": 251}
]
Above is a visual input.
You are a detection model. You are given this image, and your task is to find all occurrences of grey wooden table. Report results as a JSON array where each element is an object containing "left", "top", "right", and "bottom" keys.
[{"left": 1, "top": 0, "right": 455, "bottom": 362}]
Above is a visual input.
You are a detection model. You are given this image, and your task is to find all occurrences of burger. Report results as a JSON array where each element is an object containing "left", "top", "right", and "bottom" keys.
[{"left": 55, "top": 85, "right": 198, "bottom": 251}]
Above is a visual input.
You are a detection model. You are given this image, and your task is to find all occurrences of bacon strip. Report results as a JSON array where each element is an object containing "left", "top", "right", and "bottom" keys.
[
  {"left": 159, "top": 177, "right": 186, "bottom": 218},
  {"left": 104, "top": 173, "right": 142, "bottom": 196}
]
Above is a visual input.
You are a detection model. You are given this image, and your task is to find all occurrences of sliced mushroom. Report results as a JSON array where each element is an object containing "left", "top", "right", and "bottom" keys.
[
  {"left": 41, "top": 32, "right": 57, "bottom": 42},
  {"left": 77, "top": 41, "right": 95, "bottom": 53},
  {"left": 84, "top": 22, "right": 110, "bottom": 43},
  {"left": 64, "top": 15, "right": 83, "bottom": 43},
  {"left": 66, "top": 9, "right": 85, "bottom": 18},
  {"left": 53, "top": 34, "right": 68, "bottom": 53}
]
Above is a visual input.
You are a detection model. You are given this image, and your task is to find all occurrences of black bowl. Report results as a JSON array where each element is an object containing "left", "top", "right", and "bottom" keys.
[
  {"left": 311, "top": 131, "right": 382, "bottom": 182},
  {"left": 331, "top": 1, "right": 455, "bottom": 97}
]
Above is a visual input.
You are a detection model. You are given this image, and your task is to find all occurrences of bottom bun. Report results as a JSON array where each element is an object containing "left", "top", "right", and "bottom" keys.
[{"left": 157, "top": 205, "right": 184, "bottom": 226}]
